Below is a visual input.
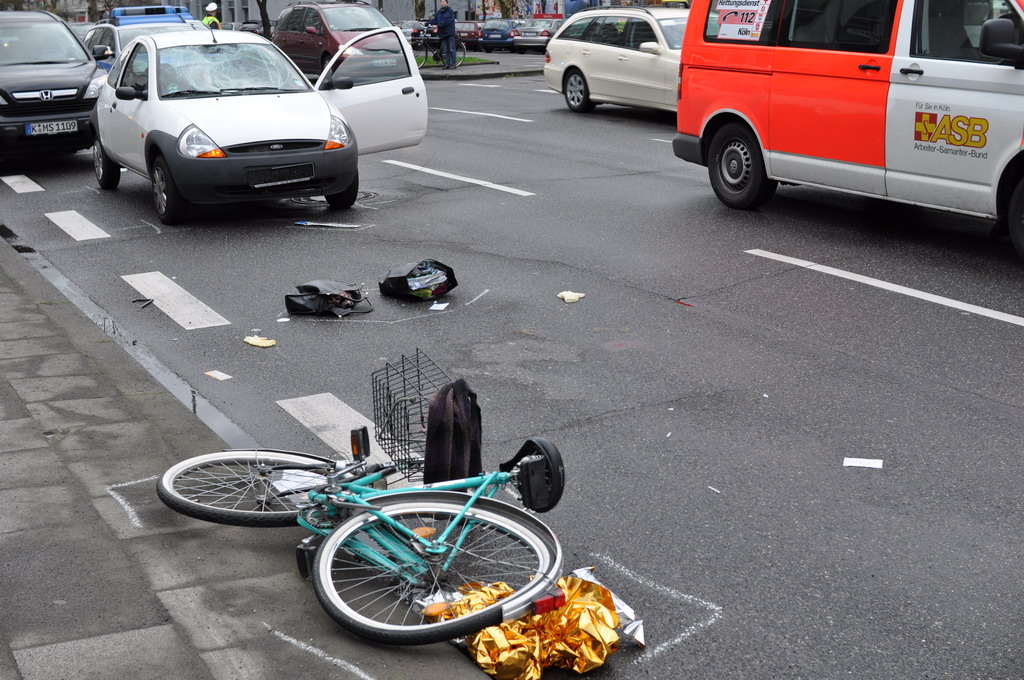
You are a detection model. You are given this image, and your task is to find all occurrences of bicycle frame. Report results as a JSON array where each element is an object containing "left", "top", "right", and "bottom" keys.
[{"left": 300, "top": 470, "right": 515, "bottom": 584}]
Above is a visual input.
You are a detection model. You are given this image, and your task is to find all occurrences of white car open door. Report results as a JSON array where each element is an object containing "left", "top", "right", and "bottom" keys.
[{"left": 315, "top": 26, "right": 427, "bottom": 155}]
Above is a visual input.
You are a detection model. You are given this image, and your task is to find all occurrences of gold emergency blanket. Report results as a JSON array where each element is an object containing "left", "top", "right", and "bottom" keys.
[{"left": 463, "top": 576, "right": 620, "bottom": 680}]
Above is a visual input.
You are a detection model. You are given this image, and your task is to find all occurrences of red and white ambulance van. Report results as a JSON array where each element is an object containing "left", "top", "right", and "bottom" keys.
[{"left": 673, "top": 0, "right": 1024, "bottom": 256}]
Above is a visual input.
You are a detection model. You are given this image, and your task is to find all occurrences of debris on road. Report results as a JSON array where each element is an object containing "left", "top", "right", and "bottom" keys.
[
  {"left": 243, "top": 335, "right": 276, "bottom": 348},
  {"left": 285, "top": 280, "right": 372, "bottom": 318},
  {"left": 203, "top": 370, "right": 232, "bottom": 381},
  {"left": 557, "top": 291, "right": 585, "bottom": 303},
  {"left": 379, "top": 260, "right": 457, "bottom": 300},
  {"left": 843, "top": 457, "right": 883, "bottom": 469}
]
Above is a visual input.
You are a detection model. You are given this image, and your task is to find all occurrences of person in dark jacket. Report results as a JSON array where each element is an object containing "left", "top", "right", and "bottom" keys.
[{"left": 426, "top": 0, "right": 457, "bottom": 69}]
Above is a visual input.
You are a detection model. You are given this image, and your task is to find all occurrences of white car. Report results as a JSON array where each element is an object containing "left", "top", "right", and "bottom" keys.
[
  {"left": 544, "top": 6, "right": 688, "bottom": 114},
  {"left": 91, "top": 27, "right": 426, "bottom": 224}
]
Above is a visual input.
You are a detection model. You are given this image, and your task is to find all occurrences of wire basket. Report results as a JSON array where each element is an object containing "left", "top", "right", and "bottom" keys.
[{"left": 371, "top": 349, "right": 451, "bottom": 477}]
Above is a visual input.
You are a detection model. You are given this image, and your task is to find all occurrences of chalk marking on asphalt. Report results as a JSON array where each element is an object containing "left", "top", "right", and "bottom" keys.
[
  {"left": 383, "top": 160, "right": 535, "bottom": 196},
  {"left": 430, "top": 106, "right": 533, "bottom": 122},
  {"left": 45, "top": 210, "right": 110, "bottom": 241},
  {"left": 140, "top": 219, "right": 162, "bottom": 235},
  {"left": 262, "top": 623, "right": 377, "bottom": 680},
  {"left": 465, "top": 288, "right": 490, "bottom": 305},
  {"left": 276, "top": 393, "right": 388, "bottom": 467},
  {"left": 106, "top": 475, "right": 159, "bottom": 528},
  {"left": 461, "top": 83, "right": 502, "bottom": 88},
  {"left": 591, "top": 553, "right": 723, "bottom": 661},
  {"left": 346, "top": 309, "right": 454, "bottom": 324},
  {"left": 1, "top": 175, "right": 44, "bottom": 193},
  {"left": 121, "top": 272, "right": 231, "bottom": 329},
  {"left": 747, "top": 249, "right": 1024, "bottom": 328}
]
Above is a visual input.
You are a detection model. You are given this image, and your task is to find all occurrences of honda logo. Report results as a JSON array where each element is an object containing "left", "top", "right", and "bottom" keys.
[{"left": 39, "top": 90, "right": 53, "bottom": 101}]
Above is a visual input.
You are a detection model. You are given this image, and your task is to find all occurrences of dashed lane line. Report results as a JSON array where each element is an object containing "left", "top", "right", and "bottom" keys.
[
  {"left": 747, "top": 249, "right": 1024, "bottom": 328},
  {"left": 276, "top": 393, "right": 389, "bottom": 467},
  {"left": 1, "top": 175, "right": 44, "bottom": 193},
  {"left": 45, "top": 210, "right": 111, "bottom": 241},
  {"left": 429, "top": 106, "right": 533, "bottom": 122},
  {"left": 120, "top": 272, "right": 231, "bottom": 329},
  {"left": 382, "top": 160, "right": 535, "bottom": 196}
]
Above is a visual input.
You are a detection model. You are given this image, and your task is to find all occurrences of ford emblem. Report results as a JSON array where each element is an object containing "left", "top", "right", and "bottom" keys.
[{"left": 270, "top": 143, "right": 283, "bottom": 150}]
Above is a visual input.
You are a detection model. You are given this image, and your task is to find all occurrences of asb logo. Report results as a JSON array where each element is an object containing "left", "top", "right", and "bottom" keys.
[{"left": 914, "top": 112, "right": 988, "bottom": 148}]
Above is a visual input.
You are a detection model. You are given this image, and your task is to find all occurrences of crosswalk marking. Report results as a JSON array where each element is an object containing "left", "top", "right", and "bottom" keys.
[
  {"left": 45, "top": 210, "right": 110, "bottom": 241},
  {"left": 276, "top": 393, "right": 389, "bottom": 467},
  {"left": 120, "top": 272, "right": 230, "bottom": 329},
  {"left": 2, "top": 175, "right": 44, "bottom": 193}
]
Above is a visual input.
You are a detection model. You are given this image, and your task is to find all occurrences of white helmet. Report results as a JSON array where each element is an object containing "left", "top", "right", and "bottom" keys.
[{"left": 205, "top": 3, "right": 217, "bottom": 11}]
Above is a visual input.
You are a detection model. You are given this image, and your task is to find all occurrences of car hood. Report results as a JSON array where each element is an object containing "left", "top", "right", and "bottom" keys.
[
  {"left": 0, "top": 61, "right": 102, "bottom": 93},
  {"left": 159, "top": 92, "right": 333, "bottom": 145}
]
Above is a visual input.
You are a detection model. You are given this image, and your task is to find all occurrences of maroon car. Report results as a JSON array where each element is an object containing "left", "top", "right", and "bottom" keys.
[
  {"left": 273, "top": 0, "right": 392, "bottom": 73},
  {"left": 456, "top": 20, "right": 482, "bottom": 50}
]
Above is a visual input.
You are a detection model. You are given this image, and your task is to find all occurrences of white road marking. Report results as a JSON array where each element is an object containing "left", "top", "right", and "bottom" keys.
[
  {"left": 261, "top": 623, "right": 377, "bottom": 680},
  {"left": 45, "top": 210, "right": 111, "bottom": 241},
  {"left": 844, "top": 457, "right": 883, "bottom": 468},
  {"left": 120, "top": 272, "right": 231, "bottom": 329},
  {"left": 276, "top": 393, "right": 389, "bottom": 466},
  {"left": 747, "top": 249, "right": 1024, "bottom": 328},
  {"left": 430, "top": 106, "right": 533, "bottom": 122},
  {"left": 383, "top": 160, "right": 535, "bottom": 196},
  {"left": 106, "top": 475, "right": 159, "bottom": 528},
  {"left": 1, "top": 175, "right": 44, "bottom": 193},
  {"left": 461, "top": 83, "right": 502, "bottom": 88},
  {"left": 465, "top": 288, "right": 490, "bottom": 305},
  {"left": 592, "top": 553, "right": 723, "bottom": 661},
  {"left": 651, "top": 138, "right": 673, "bottom": 143},
  {"left": 535, "top": 89, "right": 558, "bottom": 93}
]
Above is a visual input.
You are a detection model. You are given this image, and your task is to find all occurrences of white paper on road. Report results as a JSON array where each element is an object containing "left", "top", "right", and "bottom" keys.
[
  {"left": 121, "top": 271, "right": 231, "bottom": 329},
  {"left": 843, "top": 458, "right": 884, "bottom": 468},
  {"left": 45, "top": 210, "right": 110, "bottom": 241}
]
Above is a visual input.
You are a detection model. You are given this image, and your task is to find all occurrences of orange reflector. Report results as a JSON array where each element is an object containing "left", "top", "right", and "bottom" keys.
[
  {"left": 532, "top": 587, "right": 566, "bottom": 615},
  {"left": 324, "top": 140, "right": 344, "bottom": 150},
  {"left": 197, "top": 148, "right": 225, "bottom": 158},
  {"left": 423, "top": 602, "right": 451, "bottom": 620},
  {"left": 412, "top": 526, "right": 437, "bottom": 539}
]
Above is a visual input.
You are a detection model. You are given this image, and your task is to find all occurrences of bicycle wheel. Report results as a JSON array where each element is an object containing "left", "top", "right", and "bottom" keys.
[
  {"left": 455, "top": 40, "right": 466, "bottom": 67},
  {"left": 312, "top": 490, "right": 563, "bottom": 645},
  {"left": 157, "top": 450, "right": 338, "bottom": 527},
  {"left": 415, "top": 41, "right": 430, "bottom": 67}
]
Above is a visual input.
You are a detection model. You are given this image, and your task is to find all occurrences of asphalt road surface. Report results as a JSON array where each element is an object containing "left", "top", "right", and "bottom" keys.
[{"left": 2, "top": 69, "right": 1023, "bottom": 679}]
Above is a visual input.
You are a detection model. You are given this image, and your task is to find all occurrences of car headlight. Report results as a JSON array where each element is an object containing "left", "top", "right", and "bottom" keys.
[
  {"left": 177, "top": 125, "right": 225, "bottom": 159},
  {"left": 324, "top": 115, "right": 351, "bottom": 150},
  {"left": 83, "top": 73, "right": 107, "bottom": 99}
]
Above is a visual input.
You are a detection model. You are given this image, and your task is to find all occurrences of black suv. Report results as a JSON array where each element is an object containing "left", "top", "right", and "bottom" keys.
[{"left": 0, "top": 11, "right": 108, "bottom": 157}]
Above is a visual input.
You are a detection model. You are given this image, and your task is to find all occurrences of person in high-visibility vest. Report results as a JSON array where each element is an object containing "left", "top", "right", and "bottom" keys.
[{"left": 202, "top": 3, "right": 222, "bottom": 28}]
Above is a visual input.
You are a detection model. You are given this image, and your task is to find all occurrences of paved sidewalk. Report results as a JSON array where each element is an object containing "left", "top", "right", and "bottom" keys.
[
  {"left": 0, "top": 239, "right": 487, "bottom": 677},
  {"left": 418, "top": 59, "right": 543, "bottom": 81}
]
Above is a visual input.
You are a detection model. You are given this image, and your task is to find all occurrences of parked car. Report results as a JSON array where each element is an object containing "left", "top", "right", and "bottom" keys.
[
  {"left": 69, "top": 21, "right": 96, "bottom": 40},
  {"left": 479, "top": 18, "right": 524, "bottom": 52},
  {"left": 395, "top": 19, "right": 420, "bottom": 40},
  {"left": 511, "top": 18, "right": 561, "bottom": 53},
  {"left": 239, "top": 19, "right": 274, "bottom": 36},
  {"left": 410, "top": 21, "right": 437, "bottom": 41},
  {"left": 456, "top": 20, "right": 482, "bottom": 50},
  {"left": 544, "top": 6, "right": 687, "bottom": 113},
  {"left": 90, "top": 27, "right": 426, "bottom": 224},
  {"left": 84, "top": 7, "right": 206, "bottom": 71},
  {"left": 0, "top": 10, "right": 108, "bottom": 157},
  {"left": 273, "top": 0, "right": 392, "bottom": 73}
]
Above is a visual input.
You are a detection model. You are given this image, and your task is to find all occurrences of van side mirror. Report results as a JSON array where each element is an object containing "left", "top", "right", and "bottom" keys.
[{"left": 979, "top": 18, "right": 1024, "bottom": 62}]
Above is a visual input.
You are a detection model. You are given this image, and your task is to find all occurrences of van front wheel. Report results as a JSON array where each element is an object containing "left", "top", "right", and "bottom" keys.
[
  {"left": 1007, "top": 178, "right": 1024, "bottom": 258},
  {"left": 708, "top": 123, "right": 777, "bottom": 209}
]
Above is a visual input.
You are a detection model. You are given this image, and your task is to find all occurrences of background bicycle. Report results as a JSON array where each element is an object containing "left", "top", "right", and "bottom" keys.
[{"left": 413, "top": 35, "right": 466, "bottom": 68}]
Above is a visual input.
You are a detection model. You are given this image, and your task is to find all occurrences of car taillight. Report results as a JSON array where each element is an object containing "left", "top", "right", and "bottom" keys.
[
  {"left": 545, "top": 51, "right": 551, "bottom": 63},
  {"left": 533, "top": 588, "right": 566, "bottom": 615},
  {"left": 510, "top": 29, "right": 519, "bottom": 36},
  {"left": 540, "top": 29, "right": 550, "bottom": 36}
]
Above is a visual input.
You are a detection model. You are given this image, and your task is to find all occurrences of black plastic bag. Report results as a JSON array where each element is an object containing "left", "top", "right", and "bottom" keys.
[
  {"left": 285, "top": 280, "right": 372, "bottom": 317},
  {"left": 378, "top": 259, "right": 458, "bottom": 301}
]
